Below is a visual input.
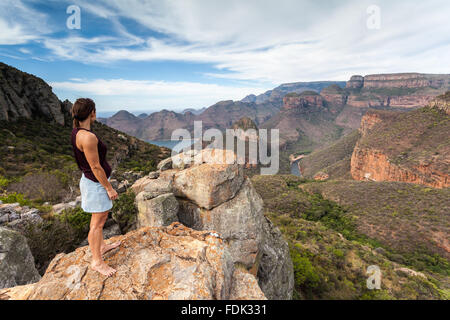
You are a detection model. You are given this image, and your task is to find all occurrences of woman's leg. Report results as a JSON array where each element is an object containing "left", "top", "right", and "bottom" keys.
[
  {"left": 88, "top": 211, "right": 116, "bottom": 277},
  {"left": 100, "top": 212, "right": 121, "bottom": 254}
]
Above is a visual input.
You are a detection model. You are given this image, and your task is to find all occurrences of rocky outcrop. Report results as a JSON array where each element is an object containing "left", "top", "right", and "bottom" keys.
[
  {"left": 350, "top": 147, "right": 449, "bottom": 188},
  {"left": 131, "top": 151, "right": 294, "bottom": 299},
  {"left": 0, "top": 227, "right": 41, "bottom": 289},
  {"left": 136, "top": 193, "right": 179, "bottom": 228},
  {"left": 0, "top": 223, "right": 266, "bottom": 300},
  {"left": 346, "top": 75, "right": 364, "bottom": 89},
  {"left": 347, "top": 73, "right": 450, "bottom": 90},
  {"left": 320, "top": 84, "right": 347, "bottom": 109},
  {"left": 0, "top": 203, "right": 44, "bottom": 230},
  {"left": 428, "top": 92, "right": 450, "bottom": 115},
  {"left": 282, "top": 92, "right": 325, "bottom": 112},
  {"left": 358, "top": 110, "right": 384, "bottom": 137},
  {"left": 0, "top": 62, "right": 65, "bottom": 125},
  {"left": 351, "top": 107, "right": 450, "bottom": 188}
]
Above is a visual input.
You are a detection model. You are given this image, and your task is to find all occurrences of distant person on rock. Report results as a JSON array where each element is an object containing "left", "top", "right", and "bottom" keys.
[{"left": 70, "top": 98, "right": 120, "bottom": 277}]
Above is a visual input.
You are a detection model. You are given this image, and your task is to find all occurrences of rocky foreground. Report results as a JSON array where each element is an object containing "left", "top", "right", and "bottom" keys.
[
  {"left": 0, "top": 223, "right": 265, "bottom": 300},
  {"left": 0, "top": 148, "right": 294, "bottom": 300}
]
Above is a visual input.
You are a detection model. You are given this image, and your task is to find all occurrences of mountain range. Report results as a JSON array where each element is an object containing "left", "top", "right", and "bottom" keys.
[{"left": 99, "top": 73, "right": 450, "bottom": 150}]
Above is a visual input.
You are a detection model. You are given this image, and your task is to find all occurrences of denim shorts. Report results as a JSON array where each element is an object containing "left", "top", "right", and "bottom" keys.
[{"left": 79, "top": 173, "right": 113, "bottom": 213}]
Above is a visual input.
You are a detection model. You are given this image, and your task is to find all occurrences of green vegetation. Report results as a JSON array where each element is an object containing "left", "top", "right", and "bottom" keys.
[
  {"left": 0, "top": 117, "right": 168, "bottom": 204},
  {"left": 299, "top": 130, "right": 360, "bottom": 178},
  {"left": 112, "top": 190, "right": 138, "bottom": 233},
  {"left": 22, "top": 207, "right": 91, "bottom": 275},
  {"left": 299, "top": 180, "right": 449, "bottom": 275},
  {"left": 0, "top": 192, "right": 52, "bottom": 214},
  {"left": 358, "top": 107, "right": 449, "bottom": 173},
  {"left": 251, "top": 175, "right": 448, "bottom": 299}
]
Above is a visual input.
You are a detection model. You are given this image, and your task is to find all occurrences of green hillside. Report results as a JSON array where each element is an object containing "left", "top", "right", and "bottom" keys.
[
  {"left": 0, "top": 116, "right": 170, "bottom": 204},
  {"left": 251, "top": 175, "right": 449, "bottom": 300}
]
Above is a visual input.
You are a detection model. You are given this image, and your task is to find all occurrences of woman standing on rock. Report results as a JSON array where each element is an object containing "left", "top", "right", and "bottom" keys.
[{"left": 71, "top": 98, "right": 120, "bottom": 277}]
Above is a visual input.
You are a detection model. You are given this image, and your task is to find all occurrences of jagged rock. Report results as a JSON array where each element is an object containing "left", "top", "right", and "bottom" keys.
[
  {"left": 0, "top": 62, "right": 65, "bottom": 125},
  {"left": 257, "top": 216, "right": 294, "bottom": 300},
  {"left": 0, "top": 227, "right": 41, "bottom": 289},
  {"left": 52, "top": 203, "right": 71, "bottom": 215},
  {"left": 131, "top": 169, "right": 175, "bottom": 195},
  {"left": 230, "top": 268, "right": 267, "bottom": 300},
  {"left": 173, "top": 163, "right": 244, "bottom": 210},
  {"left": 117, "top": 180, "right": 130, "bottom": 193},
  {"left": 395, "top": 267, "right": 426, "bottom": 279},
  {"left": 110, "top": 178, "right": 119, "bottom": 190},
  {"left": 178, "top": 178, "right": 263, "bottom": 269},
  {"left": 148, "top": 171, "right": 160, "bottom": 179},
  {"left": 0, "top": 223, "right": 265, "bottom": 300},
  {"left": 157, "top": 157, "right": 172, "bottom": 171},
  {"left": 136, "top": 193, "right": 179, "bottom": 228}
]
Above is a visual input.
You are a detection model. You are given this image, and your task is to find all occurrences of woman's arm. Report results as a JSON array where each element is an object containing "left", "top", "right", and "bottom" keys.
[{"left": 82, "top": 133, "right": 118, "bottom": 200}]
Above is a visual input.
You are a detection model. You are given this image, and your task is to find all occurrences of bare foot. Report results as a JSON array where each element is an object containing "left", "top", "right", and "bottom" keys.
[
  {"left": 101, "top": 241, "right": 121, "bottom": 255},
  {"left": 91, "top": 262, "right": 117, "bottom": 277}
]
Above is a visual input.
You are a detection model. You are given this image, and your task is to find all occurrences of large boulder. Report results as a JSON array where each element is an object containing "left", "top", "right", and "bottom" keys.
[
  {"left": 0, "top": 227, "right": 41, "bottom": 289},
  {"left": 178, "top": 178, "right": 264, "bottom": 270},
  {"left": 173, "top": 163, "right": 244, "bottom": 210},
  {"left": 130, "top": 151, "right": 294, "bottom": 300},
  {"left": 0, "top": 223, "right": 266, "bottom": 300},
  {"left": 131, "top": 170, "right": 175, "bottom": 195},
  {"left": 136, "top": 193, "right": 179, "bottom": 228}
]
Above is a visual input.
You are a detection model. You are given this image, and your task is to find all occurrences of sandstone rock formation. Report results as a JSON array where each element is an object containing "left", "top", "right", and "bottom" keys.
[
  {"left": 0, "top": 227, "right": 41, "bottom": 289},
  {"left": 0, "top": 62, "right": 65, "bottom": 125},
  {"left": 351, "top": 106, "right": 449, "bottom": 188},
  {"left": 0, "top": 223, "right": 266, "bottom": 300},
  {"left": 131, "top": 153, "right": 294, "bottom": 299}
]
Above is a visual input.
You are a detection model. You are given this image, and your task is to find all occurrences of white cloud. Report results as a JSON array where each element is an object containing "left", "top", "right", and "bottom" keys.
[
  {"left": 0, "top": 0, "right": 50, "bottom": 45},
  {"left": 37, "top": 0, "right": 450, "bottom": 83},
  {"left": 50, "top": 78, "right": 270, "bottom": 111}
]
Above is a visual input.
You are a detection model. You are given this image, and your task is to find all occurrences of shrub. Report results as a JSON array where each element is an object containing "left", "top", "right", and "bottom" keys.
[
  {"left": 112, "top": 190, "right": 138, "bottom": 233},
  {"left": 23, "top": 217, "right": 81, "bottom": 274},
  {"left": 0, "top": 192, "right": 32, "bottom": 206}
]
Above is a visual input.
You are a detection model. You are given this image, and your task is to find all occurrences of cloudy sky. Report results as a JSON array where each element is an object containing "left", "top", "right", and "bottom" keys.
[{"left": 0, "top": 0, "right": 449, "bottom": 115}]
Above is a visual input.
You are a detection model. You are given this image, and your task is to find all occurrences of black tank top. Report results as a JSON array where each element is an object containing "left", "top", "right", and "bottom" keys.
[{"left": 71, "top": 127, "right": 112, "bottom": 183}]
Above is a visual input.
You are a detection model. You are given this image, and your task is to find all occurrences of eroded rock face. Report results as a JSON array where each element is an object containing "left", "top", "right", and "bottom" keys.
[
  {"left": 350, "top": 147, "right": 450, "bottom": 188},
  {"left": 0, "top": 62, "right": 65, "bottom": 125},
  {"left": 0, "top": 223, "right": 266, "bottom": 300},
  {"left": 0, "top": 227, "right": 41, "bottom": 289},
  {"left": 257, "top": 216, "right": 294, "bottom": 300}
]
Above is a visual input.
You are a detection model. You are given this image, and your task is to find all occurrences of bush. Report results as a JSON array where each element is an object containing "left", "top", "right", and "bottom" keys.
[
  {"left": 23, "top": 217, "right": 81, "bottom": 274},
  {"left": 112, "top": 190, "right": 138, "bottom": 233},
  {"left": 0, "top": 192, "right": 32, "bottom": 206},
  {"left": 7, "top": 172, "right": 71, "bottom": 203},
  {"left": 22, "top": 207, "right": 92, "bottom": 275}
]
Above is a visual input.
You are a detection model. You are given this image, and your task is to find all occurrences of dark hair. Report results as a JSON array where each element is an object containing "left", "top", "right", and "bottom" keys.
[{"left": 72, "top": 98, "right": 96, "bottom": 128}]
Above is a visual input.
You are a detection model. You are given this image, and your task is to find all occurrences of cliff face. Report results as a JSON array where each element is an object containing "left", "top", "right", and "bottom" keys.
[
  {"left": 0, "top": 63, "right": 65, "bottom": 125},
  {"left": 351, "top": 105, "right": 450, "bottom": 188},
  {"left": 281, "top": 92, "right": 326, "bottom": 112},
  {"left": 351, "top": 147, "right": 449, "bottom": 188},
  {"left": 344, "top": 73, "right": 450, "bottom": 109}
]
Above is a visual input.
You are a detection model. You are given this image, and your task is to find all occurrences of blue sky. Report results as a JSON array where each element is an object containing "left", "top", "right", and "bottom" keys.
[{"left": 0, "top": 0, "right": 449, "bottom": 116}]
